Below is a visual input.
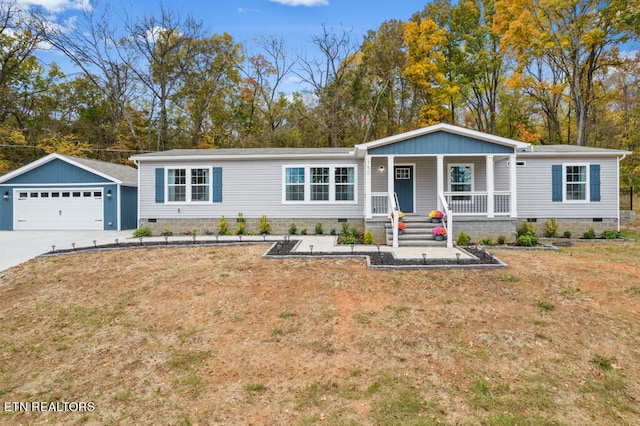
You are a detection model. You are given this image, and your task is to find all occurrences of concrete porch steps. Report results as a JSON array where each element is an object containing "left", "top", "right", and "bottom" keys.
[{"left": 385, "top": 216, "right": 446, "bottom": 247}]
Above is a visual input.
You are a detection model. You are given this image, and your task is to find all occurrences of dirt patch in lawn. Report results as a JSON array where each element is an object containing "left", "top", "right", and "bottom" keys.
[{"left": 0, "top": 241, "right": 639, "bottom": 425}]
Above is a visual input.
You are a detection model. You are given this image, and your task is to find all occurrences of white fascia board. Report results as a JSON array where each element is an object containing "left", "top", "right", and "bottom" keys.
[{"left": 130, "top": 152, "right": 357, "bottom": 162}]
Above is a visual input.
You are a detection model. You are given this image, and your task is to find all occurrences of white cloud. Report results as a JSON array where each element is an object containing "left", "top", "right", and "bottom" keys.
[
  {"left": 269, "top": 0, "right": 329, "bottom": 6},
  {"left": 16, "top": 0, "right": 91, "bottom": 13}
]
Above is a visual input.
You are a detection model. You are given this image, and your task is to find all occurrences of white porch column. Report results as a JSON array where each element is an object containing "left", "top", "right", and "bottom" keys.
[
  {"left": 486, "top": 155, "right": 495, "bottom": 218},
  {"left": 365, "top": 155, "right": 372, "bottom": 219},
  {"left": 436, "top": 155, "right": 444, "bottom": 211},
  {"left": 510, "top": 154, "right": 518, "bottom": 217},
  {"left": 387, "top": 156, "right": 398, "bottom": 248}
]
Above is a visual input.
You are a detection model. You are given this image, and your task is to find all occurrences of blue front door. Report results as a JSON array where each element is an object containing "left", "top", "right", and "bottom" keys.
[{"left": 394, "top": 165, "right": 414, "bottom": 213}]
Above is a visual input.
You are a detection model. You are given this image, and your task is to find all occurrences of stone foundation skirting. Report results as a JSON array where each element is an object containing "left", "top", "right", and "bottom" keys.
[
  {"left": 139, "top": 217, "right": 364, "bottom": 236},
  {"left": 451, "top": 217, "right": 518, "bottom": 240}
]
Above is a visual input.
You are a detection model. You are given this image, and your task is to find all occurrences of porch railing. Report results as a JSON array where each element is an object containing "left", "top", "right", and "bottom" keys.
[
  {"left": 444, "top": 191, "right": 511, "bottom": 216},
  {"left": 371, "top": 192, "right": 390, "bottom": 216}
]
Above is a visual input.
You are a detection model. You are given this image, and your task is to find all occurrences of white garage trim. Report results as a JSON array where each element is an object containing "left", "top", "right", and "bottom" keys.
[{"left": 13, "top": 187, "right": 104, "bottom": 230}]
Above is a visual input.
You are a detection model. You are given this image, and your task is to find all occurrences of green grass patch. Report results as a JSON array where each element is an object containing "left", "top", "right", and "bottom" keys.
[{"left": 537, "top": 301, "right": 555, "bottom": 312}]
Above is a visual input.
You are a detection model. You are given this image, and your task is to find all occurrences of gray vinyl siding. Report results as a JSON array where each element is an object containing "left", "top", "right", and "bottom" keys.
[
  {"left": 139, "top": 158, "right": 364, "bottom": 220},
  {"left": 517, "top": 156, "right": 619, "bottom": 219}
]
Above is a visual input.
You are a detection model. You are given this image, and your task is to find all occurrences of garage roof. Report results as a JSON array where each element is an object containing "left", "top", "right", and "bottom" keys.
[{"left": 0, "top": 153, "right": 138, "bottom": 186}]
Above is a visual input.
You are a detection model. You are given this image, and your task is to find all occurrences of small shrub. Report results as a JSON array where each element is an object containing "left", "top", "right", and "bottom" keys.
[
  {"left": 350, "top": 227, "right": 360, "bottom": 239},
  {"left": 133, "top": 227, "right": 151, "bottom": 238},
  {"left": 235, "top": 212, "right": 246, "bottom": 235},
  {"left": 161, "top": 228, "right": 173, "bottom": 236},
  {"left": 330, "top": 229, "right": 336, "bottom": 236},
  {"left": 315, "top": 223, "right": 323, "bottom": 235},
  {"left": 341, "top": 222, "right": 350, "bottom": 235},
  {"left": 339, "top": 235, "right": 358, "bottom": 245},
  {"left": 563, "top": 230, "right": 572, "bottom": 238},
  {"left": 259, "top": 215, "right": 270, "bottom": 235},
  {"left": 246, "top": 383, "right": 267, "bottom": 394},
  {"left": 517, "top": 222, "right": 536, "bottom": 238},
  {"left": 582, "top": 228, "right": 596, "bottom": 239},
  {"left": 545, "top": 218, "right": 559, "bottom": 237},
  {"left": 217, "top": 216, "right": 229, "bottom": 235},
  {"left": 497, "top": 235, "right": 506, "bottom": 245},
  {"left": 364, "top": 230, "right": 373, "bottom": 245},
  {"left": 516, "top": 234, "right": 538, "bottom": 246},
  {"left": 456, "top": 231, "right": 470, "bottom": 246},
  {"left": 601, "top": 229, "right": 619, "bottom": 239},
  {"left": 480, "top": 237, "right": 494, "bottom": 245},
  {"left": 288, "top": 223, "right": 297, "bottom": 235},
  {"left": 301, "top": 228, "right": 308, "bottom": 235}
]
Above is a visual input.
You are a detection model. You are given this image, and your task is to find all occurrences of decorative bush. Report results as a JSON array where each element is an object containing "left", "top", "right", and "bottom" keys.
[
  {"left": 456, "top": 232, "right": 471, "bottom": 246},
  {"left": 315, "top": 223, "right": 323, "bottom": 235},
  {"left": 601, "top": 229, "right": 620, "bottom": 239},
  {"left": 497, "top": 235, "right": 506, "bottom": 245},
  {"left": 517, "top": 222, "right": 536, "bottom": 238},
  {"left": 516, "top": 234, "right": 538, "bottom": 246},
  {"left": 364, "top": 230, "right": 373, "bottom": 245},
  {"left": 545, "top": 218, "right": 559, "bottom": 238},
  {"left": 288, "top": 223, "right": 297, "bottom": 235},
  {"left": 259, "top": 215, "right": 270, "bottom": 235},
  {"left": 563, "top": 230, "right": 572, "bottom": 238},
  {"left": 235, "top": 212, "right": 246, "bottom": 235},
  {"left": 133, "top": 227, "right": 151, "bottom": 238},
  {"left": 161, "top": 228, "right": 173, "bottom": 236},
  {"left": 301, "top": 228, "right": 307, "bottom": 235},
  {"left": 480, "top": 237, "right": 494, "bottom": 245},
  {"left": 217, "top": 216, "right": 230, "bottom": 235},
  {"left": 582, "top": 228, "right": 596, "bottom": 239}
]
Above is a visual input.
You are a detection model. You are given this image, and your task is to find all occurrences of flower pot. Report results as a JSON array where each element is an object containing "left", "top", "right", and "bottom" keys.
[
  {"left": 435, "top": 235, "right": 444, "bottom": 241},
  {"left": 431, "top": 218, "right": 440, "bottom": 223}
]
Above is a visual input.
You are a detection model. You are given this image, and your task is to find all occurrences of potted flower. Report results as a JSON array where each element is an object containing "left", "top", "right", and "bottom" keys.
[
  {"left": 428, "top": 209, "right": 443, "bottom": 223},
  {"left": 432, "top": 226, "right": 447, "bottom": 241},
  {"left": 397, "top": 221, "right": 406, "bottom": 234}
]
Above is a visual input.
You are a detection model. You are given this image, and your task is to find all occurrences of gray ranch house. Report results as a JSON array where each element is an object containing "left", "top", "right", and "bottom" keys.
[{"left": 130, "top": 123, "right": 630, "bottom": 247}]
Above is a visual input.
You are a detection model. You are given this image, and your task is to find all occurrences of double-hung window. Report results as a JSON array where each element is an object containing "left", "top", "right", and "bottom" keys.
[
  {"left": 449, "top": 164, "right": 473, "bottom": 201},
  {"left": 168, "top": 169, "right": 186, "bottom": 202},
  {"left": 191, "top": 168, "right": 209, "bottom": 201},
  {"left": 311, "top": 167, "right": 330, "bottom": 201},
  {"left": 285, "top": 167, "right": 305, "bottom": 201},
  {"left": 565, "top": 165, "right": 587, "bottom": 201},
  {"left": 284, "top": 165, "right": 356, "bottom": 203},
  {"left": 335, "top": 167, "right": 355, "bottom": 201}
]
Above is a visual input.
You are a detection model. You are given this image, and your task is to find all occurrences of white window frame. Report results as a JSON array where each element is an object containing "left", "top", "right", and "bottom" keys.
[
  {"left": 165, "top": 167, "right": 212, "bottom": 204},
  {"left": 284, "top": 167, "right": 306, "bottom": 202},
  {"left": 282, "top": 165, "right": 358, "bottom": 204},
  {"left": 563, "top": 163, "right": 590, "bottom": 203},
  {"left": 448, "top": 163, "right": 474, "bottom": 201}
]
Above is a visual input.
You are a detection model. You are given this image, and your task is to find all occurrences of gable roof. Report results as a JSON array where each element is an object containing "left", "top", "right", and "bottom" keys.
[
  {"left": 355, "top": 123, "right": 532, "bottom": 154},
  {"left": 130, "top": 147, "right": 355, "bottom": 162},
  {"left": 0, "top": 153, "right": 138, "bottom": 186}
]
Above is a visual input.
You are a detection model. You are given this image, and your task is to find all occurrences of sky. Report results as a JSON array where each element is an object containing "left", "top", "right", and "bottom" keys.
[{"left": 20, "top": 0, "right": 428, "bottom": 69}]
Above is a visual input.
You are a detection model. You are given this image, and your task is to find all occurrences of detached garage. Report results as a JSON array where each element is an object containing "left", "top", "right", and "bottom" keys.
[{"left": 0, "top": 153, "right": 138, "bottom": 231}]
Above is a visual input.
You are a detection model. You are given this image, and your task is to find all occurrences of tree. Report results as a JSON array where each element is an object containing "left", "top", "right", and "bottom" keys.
[{"left": 495, "top": 0, "right": 640, "bottom": 145}]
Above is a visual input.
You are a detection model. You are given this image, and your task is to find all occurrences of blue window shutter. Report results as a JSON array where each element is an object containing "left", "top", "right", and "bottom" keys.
[
  {"left": 590, "top": 164, "right": 601, "bottom": 202},
  {"left": 155, "top": 168, "right": 164, "bottom": 203},
  {"left": 212, "top": 167, "right": 222, "bottom": 202},
  {"left": 552, "top": 165, "right": 562, "bottom": 202}
]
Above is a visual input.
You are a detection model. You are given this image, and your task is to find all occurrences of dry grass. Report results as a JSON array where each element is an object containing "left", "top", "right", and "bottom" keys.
[{"left": 0, "top": 228, "right": 639, "bottom": 424}]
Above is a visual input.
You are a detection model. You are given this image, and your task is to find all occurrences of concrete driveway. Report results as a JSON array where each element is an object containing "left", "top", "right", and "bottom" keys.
[{"left": 0, "top": 230, "right": 134, "bottom": 273}]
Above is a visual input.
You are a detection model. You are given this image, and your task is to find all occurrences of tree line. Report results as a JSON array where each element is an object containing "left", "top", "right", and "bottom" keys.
[{"left": 0, "top": 0, "right": 639, "bottom": 189}]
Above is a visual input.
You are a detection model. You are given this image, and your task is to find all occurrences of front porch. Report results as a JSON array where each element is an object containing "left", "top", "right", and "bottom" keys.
[{"left": 363, "top": 154, "right": 519, "bottom": 248}]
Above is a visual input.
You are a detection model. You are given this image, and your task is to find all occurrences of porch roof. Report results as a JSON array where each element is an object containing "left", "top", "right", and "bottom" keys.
[{"left": 355, "top": 123, "right": 531, "bottom": 156}]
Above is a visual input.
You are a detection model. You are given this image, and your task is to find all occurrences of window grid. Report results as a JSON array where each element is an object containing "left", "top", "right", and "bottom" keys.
[
  {"left": 566, "top": 165, "right": 587, "bottom": 201},
  {"left": 285, "top": 167, "right": 305, "bottom": 201},
  {"left": 168, "top": 169, "right": 186, "bottom": 202},
  {"left": 335, "top": 167, "right": 355, "bottom": 201},
  {"left": 310, "top": 167, "right": 330, "bottom": 201},
  {"left": 191, "top": 168, "right": 210, "bottom": 202}
]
